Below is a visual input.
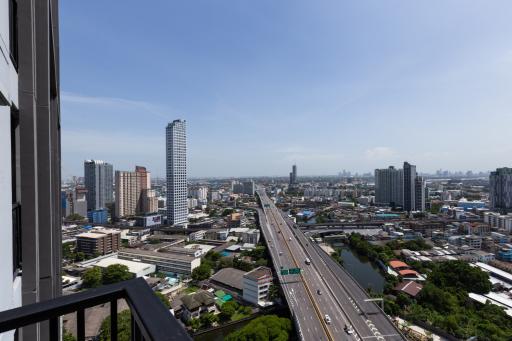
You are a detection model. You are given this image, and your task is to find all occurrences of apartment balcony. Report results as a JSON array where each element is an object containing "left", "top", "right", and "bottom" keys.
[{"left": 0, "top": 277, "right": 191, "bottom": 341}]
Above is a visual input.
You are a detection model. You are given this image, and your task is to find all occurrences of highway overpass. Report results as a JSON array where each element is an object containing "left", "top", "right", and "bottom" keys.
[{"left": 257, "top": 189, "right": 406, "bottom": 341}]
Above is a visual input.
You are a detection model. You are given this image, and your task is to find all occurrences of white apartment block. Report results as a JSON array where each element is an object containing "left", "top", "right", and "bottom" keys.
[
  {"left": 485, "top": 212, "right": 512, "bottom": 233},
  {"left": 243, "top": 266, "right": 273, "bottom": 306}
]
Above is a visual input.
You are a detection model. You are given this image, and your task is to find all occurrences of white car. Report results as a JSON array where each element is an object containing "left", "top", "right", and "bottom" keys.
[
  {"left": 279, "top": 251, "right": 283, "bottom": 256},
  {"left": 324, "top": 315, "right": 331, "bottom": 324},
  {"left": 344, "top": 325, "right": 354, "bottom": 334},
  {"left": 288, "top": 237, "right": 292, "bottom": 241}
]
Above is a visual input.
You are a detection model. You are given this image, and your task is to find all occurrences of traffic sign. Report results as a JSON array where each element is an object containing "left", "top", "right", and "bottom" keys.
[
  {"left": 280, "top": 269, "right": 289, "bottom": 275},
  {"left": 289, "top": 268, "right": 301, "bottom": 274}
]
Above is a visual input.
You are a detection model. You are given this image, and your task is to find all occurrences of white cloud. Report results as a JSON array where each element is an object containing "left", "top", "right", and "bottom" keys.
[
  {"left": 61, "top": 91, "right": 175, "bottom": 120},
  {"left": 364, "top": 146, "right": 397, "bottom": 160}
]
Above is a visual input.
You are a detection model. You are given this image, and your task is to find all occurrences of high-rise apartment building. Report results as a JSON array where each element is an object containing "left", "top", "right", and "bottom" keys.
[
  {"left": 403, "top": 162, "right": 417, "bottom": 212},
  {"left": 414, "top": 176, "right": 426, "bottom": 211},
  {"left": 374, "top": 166, "right": 403, "bottom": 206},
  {"left": 166, "top": 120, "right": 188, "bottom": 226},
  {"left": 115, "top": 170, "right": 140, "bottom": 218},
  {"left": 142, "top": 189, "right": 159, "bottom": 213},
  {"left": 135, "top": 165, "right": 151, "bottom": 212},
  {"left": 84, "top": 160, "right": 113, "bottom": 211},
  {"left": 1, "top": 1, "right": 62, "bottom": 339},
  {"left": 490, "top": 168, "right": 512, "bottom": 213},
  {"left": 375, "top": 162, "right": 425, "bottom": 212}
]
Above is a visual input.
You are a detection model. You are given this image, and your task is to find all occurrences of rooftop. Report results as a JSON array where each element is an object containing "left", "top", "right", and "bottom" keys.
[
  {"left": 394, "top": 281, "right": 423, "bottom": 297},
  {"left": 210, "top": 267, "right": 246, "bottom": 291},
  {"left": 244, "top": 266, "right": 272, "bottom": 281},
  {"left": 94, "top": 258, "right": 155, "bottom": 274}
]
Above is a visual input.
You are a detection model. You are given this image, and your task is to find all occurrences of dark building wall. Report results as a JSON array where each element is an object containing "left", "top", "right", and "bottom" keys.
[{"left": 17, "top": 0, "right": 61, "bottom": 339}]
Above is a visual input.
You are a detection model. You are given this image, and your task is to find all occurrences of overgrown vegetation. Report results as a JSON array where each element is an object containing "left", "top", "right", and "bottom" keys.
[
  {"left": 225, "top": 315, "right": 292, "bottom": 341},
  {"left": 384, "top": 260, "right": 508, "bottom": 340}
]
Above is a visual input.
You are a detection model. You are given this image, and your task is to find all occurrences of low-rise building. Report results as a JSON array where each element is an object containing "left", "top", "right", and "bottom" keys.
[
  {"left": 117, "top": 248, "right": 200, "bottom": 275},
  {"left": 188, "top": 230, "right": 206, "bottom": 241},
  {"left": 243, "top": 266, "right": 273, "bottom": 306},
  {"left": 76, "top": 229, "right": 121, "bottom": 256},
  {"left": 241, "top": 229, "right": 260, "bottom": 244},
  {"left": 94, "top": 257, "right": 156, "bottom": 277},
  {"left": 498, "top": 244, "right": 512, "bottom": 262},
  {"left": 87, "top": 209, "right": 109, "bottom": 224},
  {"left": 181, "top": 290, "right": 216, "bottom": 321}
]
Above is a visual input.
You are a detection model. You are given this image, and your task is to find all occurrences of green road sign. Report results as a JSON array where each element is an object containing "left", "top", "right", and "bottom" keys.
[
  {"left": 280, "top": 269, "right": 289, "bottom": 275},
  {"left": 289, "top": 268, "right": 301, "bottom": 274}
]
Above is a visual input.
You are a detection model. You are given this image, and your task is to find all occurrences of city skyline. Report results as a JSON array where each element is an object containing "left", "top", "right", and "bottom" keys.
[{"left": 60, "top": 2, "right": 512, "bottom": 178}]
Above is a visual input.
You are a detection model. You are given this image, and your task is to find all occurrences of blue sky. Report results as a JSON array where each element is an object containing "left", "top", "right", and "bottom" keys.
[{"left": 61, "top": 1, "right": 512, "bottom": 178}]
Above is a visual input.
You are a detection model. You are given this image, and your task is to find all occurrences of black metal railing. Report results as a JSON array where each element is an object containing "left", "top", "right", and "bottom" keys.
[
  {"left": 0, "top": 278, "right": 191, "bottom": 341},
  {"left": 12, "top": 203, "right": 22, "bottom": 278}
]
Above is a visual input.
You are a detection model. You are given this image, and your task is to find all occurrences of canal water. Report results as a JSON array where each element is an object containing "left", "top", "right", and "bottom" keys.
[{"left": 334, "top": 244, "right": 386, "bottom": 293}]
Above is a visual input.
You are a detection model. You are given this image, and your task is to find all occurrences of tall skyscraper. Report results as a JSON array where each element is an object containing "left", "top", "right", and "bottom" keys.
[
  {"left": 490, "top": 168, "right": 512, "bottom": 213},
  {"left": 289, "top": 164, "right": 298, "bottom": 185},
  {"left": 84, "top": 160, "right": 114, "bottom": 211},
  {"left": 403, "top": 162, "right": 417, "bottom": 211},
  {"left": 166, "top": 120, "right": 188, "bottom": 226},
  {"left": 374, "top": 166, "right": 403, "bottom": 207},
  {"left": 115, "top": 170, "right": 140, "bottom": 218}
]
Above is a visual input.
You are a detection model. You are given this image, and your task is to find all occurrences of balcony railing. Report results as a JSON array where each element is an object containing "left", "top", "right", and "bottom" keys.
[{"left": 0, "top": 277, "right": 191, "bottom": 341}]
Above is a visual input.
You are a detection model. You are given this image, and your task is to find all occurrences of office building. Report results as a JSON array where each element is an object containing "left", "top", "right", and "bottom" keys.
[
  {"left": 242, "top": 229, "right": 261, "bottom": 244},
  {"left": 243, "top": 266, "right": 273, "bottom": 306},
  {"left": 76, "top": 229, "right": 121, "bottom": 256},
  {"left": 166, "top": 120, "right": 188, "bottom": 226},
  {"left": 1, "top": 1, "right": 62, "bottom": 339},
  {"left": 490, "top": 168, "right": 512, "bottom": 213},
  {"left": 374, "top": 166, "right": 403, "bottom": 206},
  {"left": 84, "top": 160, "right": 113, "bottom": 211}
]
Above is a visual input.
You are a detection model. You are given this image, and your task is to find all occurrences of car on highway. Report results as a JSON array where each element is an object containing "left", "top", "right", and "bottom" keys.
[
  {"left": 279, "top": 251, "right": 283, "bottom": 256},
  {"left": 288, "top": 237, "right": 292, "bottom": 241},
  {"left": 317, "top": 289, "right": 322, "bottom": 295},
  {"left": 324, "top": 315, "right": 331, "bottom": 324},
  {"left": 344, "top": 325, "right": 354, "bottom": 334},
  {"left": 305, "top": 258, "right": 311, "bottom": 265}
]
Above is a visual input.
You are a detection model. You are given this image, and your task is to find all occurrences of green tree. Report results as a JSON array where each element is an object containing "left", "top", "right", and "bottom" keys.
[
  {"left": 188, "top": 317, "right": 201, "bottom": 331},
  {"left": 219, "top": 301, "right": 238, "bottom": 321},
  {"left": 268, "top": 284, "right": 280, "bottom": 300},
  {"left": 428, "top": 261, "right": 491, "bottom": 294},
  {"left": 66, "top": 213, "right": 86, "bottom": 221},
  {"left": 102, "top": 264, "right": 132, "bottom": 285},
  {"left": 154, "top": 291, "right": 170, "bottom": 309},
  {"left": 199, "top": 312, "right": 218, "bottom": 328},
  {"left": 62, "top": 242, "right": 75, "bottom": 260},
  {"left": 191, "top": 263, "right": 212, "bottom": 281},
  {"left": 225, "top": 315, "right": 292, "bottom": 341},
  {"left": 98, "top": 310, "right": 131, "bottom": 341},
  {"left": 222, "top": 208, "right": 235, "bottom": 216},
  {"left": 74, "top": 252, "right": 86, "bottom": 262},
  {"left": 82, "top": 267, "right": 102, "bottom": 288},
  {"left": 218, "top": 257, "right": 234, "bottom": 269}
]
